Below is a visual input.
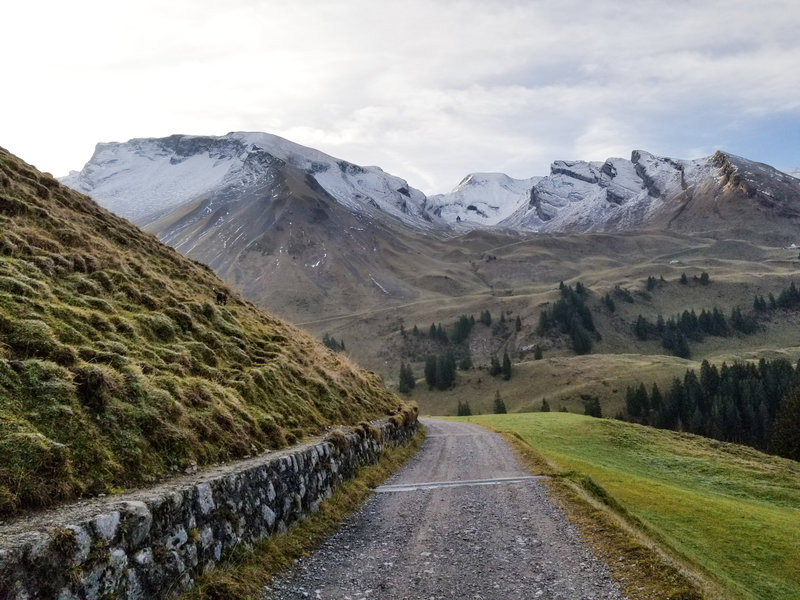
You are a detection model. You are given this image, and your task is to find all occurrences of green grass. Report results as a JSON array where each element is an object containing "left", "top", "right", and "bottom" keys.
[
  {"left": 458, "top": 412, "right": 800, "bottom": 600},
  {"left": 0, "top": 147, "right": 401, "bottom": 516}
]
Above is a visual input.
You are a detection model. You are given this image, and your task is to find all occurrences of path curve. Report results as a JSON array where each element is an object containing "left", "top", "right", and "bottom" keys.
[{"left": 265, "top": 418, "right": 625, "bottom": 599}]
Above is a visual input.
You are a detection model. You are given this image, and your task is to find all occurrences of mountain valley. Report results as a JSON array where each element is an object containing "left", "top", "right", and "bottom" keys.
[{"left": 61, "top": 133, "right": 800, "bottom": 418}]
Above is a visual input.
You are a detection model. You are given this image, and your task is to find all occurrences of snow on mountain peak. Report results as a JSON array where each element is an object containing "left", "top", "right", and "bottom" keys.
[
  {"left": 427, "top": 172, "right": 541, "bottom": 226},
  {"left": 61, "top": 133, "right": 794, "bottom": 241},
  {"left": 62, "top": 132, "right": 437, "bottom": 229}
]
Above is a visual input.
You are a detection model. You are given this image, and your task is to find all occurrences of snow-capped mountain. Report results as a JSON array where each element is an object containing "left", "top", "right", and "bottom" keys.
[
  {"left": 498, "top": 150, "right": 711, "bottom": 232},
  {"left": 63, "top": 132, "right": 439, "bottom": 230},
  {"left": 63, "top": 133, "right": 800, "bottom": 244},
  {"left": 427, "top": 173, "right": 540, "bottom": 226}
]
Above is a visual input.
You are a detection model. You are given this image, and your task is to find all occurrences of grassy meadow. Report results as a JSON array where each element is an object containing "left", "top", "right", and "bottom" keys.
[{"left": 457, "top": 412, "right": 800, "bottom": 600}]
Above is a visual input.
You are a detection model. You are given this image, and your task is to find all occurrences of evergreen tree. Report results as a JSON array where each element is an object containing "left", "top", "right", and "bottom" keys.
[
  {"left": 634, "top": 315, "right": 651, "bottom": 340},
  {"left": 602, "top": 292, "right": 616, "bottom": 312},
  {"left": 489, "top": 354, "right": 502, "bottom": 377},
  {"left": 650, "top": 383, "right": 663, "bottom": 418},
  {"left": 457, "top": 400, "right": 472, "bottom": 416},
  {"left": 771, "top": 387, "right": 800, "bottom": 460},
  {"left": 322, "top": 333, "right": 344, "bottom": 352},
  {"left": 398, "top": 362, "right": 416, "bottom": 394},
  {"left": 458, "top": 353, "right": 473, "bottom": 370},
  {"left": 646, "top": 275, "right": 656, "bottom": 291},
  {"left": 699, "top": 271, "right": 710, "bottom": 285},
  {"left": 435, "top": 352, "right": 456, "bottom": 390},
  {"left": 480, "top": 310, "right": 492, "bottom": 326},
  {"left": 493, "top": 390, "right": 507, "bottom": 414},
  {"left": 502, "top": 352, "right": 512, "bottom": 380},
  {"left": 452, "top": 315, "right": 473, "bottom": 344},
  {"left": 537, "top": 310, "right": 551, "bottom": 334},
  {"left": 680, "top": 272, "right": 688, "bottom": 285},
  {"left": 424, "top": 355, "right": 437, "bottom": 388},
  {"left": 570, "top": 319, "right": 593, "bottom": 355},
  {"left": 540, "top": 398, "right": 551, "bottom": 412},
  {"left": 515, "top": 315, "right": 522, "bottom": 332},
  {"left": 584, "top": 397, "right": 602, "bottom": 418},
  {"left": 533, "top": 345, "right": 543, "bottom": 360}
]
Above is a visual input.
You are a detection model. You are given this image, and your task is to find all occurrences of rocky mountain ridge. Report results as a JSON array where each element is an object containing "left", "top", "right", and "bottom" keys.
[{"left": 63, "top": 132, "right": 800, "bottom": 241}]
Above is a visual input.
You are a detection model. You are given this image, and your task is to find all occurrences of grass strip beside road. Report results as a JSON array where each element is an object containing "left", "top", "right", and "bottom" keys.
[
  {"left": 181, "top": 426, "right": 426, "bottom": 600},
  {"left": 457, "top": 413, "right": 800, "bottom": 600}
]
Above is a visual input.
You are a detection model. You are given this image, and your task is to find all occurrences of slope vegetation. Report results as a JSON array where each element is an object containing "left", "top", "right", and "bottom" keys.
[{"left": 0, "top": 147, "right": 399, "bottom": 516}]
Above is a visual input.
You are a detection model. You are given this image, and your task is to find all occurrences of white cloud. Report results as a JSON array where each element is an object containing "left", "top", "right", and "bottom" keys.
[{"left": 2, "top": 0, "right": 798, "bottom": 191}]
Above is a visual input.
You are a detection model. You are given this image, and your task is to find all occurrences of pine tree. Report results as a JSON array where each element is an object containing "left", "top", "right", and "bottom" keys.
[
  {"left": 424, "top": 355, "right": 437, "bottom": 388},
  {"left": 771, "top": 387, "right": 800, "bottom": 460},
  {"left": 533, "top": 345, "right": 543, "bottom": 360},
  {"left": 489, "top": 354, "right": 502, "bottom": 377},
  {"left": 515, "top": 315, "right": 522, "bottom": 332},
  {"left": 456, "top": 400, "right": 472, "bottom": 416},
  {"left": 602, "top": 292, "right": 615, "bottom": 312},
  {"left": 540, "top": 398, "right": 551, "bottom": 412},
  {"left": 584, "top": 397, "right": 602, "bottom": 418},
  {"left": 634, "top": 315, "right": 650, "bottom": 340},
  {"left": 398, "top": 362, "right": 416, "bottom": 394},
  {"left": 502, "top": 352, "right": 512, "bottom": 380},
  {"left": 493, "top": 390, "right": 507, "bottom": 414},
  {"left": 570, "top": 318, "right": 592, "bottom": 355},
  {"left": 680, "top": 272, "right": 688, "bottom": 285}
]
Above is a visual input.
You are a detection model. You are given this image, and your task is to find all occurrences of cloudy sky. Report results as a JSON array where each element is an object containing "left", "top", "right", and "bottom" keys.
[{"left": 3, "top": 0, "right": 799, "bottom": 193}]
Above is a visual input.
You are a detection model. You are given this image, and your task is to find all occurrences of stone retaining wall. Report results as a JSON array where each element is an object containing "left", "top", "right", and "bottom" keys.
[{"left": 0, "top": 415, "right": 418, "bottom": 599}]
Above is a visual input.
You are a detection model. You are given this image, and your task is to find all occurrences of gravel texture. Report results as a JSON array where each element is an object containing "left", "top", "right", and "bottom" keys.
[{"left": 264, "top": 418, "right": 626, "bottom": 599}]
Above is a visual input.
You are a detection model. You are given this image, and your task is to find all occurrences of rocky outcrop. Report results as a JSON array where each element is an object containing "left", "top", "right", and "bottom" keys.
[{"left": 0, "top": 414, "right": 418, "bottom": 600}]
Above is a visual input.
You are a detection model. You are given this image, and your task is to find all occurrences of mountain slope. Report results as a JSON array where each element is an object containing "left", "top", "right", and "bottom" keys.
[
  {"left": 63, "top": 132, "right": 440, "bottom": 231},
  {"left": 0, "top": 146, "right": 400, "bottom": 516}
]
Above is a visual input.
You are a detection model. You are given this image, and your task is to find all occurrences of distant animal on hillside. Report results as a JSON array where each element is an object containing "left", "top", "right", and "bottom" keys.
[{"left": 214, "top": 289, "right": 228, "bottom": 306}]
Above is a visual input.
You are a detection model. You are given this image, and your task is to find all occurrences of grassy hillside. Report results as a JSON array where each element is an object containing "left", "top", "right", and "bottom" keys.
[
  {"left": 411, "top": 345, "right": 800, "bottom": 417},
  {"left": 297, "top": 231, "right": 800, "bottom": 385},
  {"left": 458, "top": 413, "right": 800, "bottom": 600},
  {"left": 0, "top": 147, "right": 400, "bottom": 516}
]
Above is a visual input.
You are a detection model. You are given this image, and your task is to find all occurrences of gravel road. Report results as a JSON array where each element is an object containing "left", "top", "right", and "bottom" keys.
[{"left": 264, "top": 418, "right": 625, "bottom": 599}]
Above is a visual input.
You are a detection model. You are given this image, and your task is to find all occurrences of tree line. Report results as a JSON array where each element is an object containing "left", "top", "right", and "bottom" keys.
[
  {"left": 633, "top": 306, "right": 757, "bottom": 358},
  {"left": 538, "top": 281, "right": 596, "bottom": 354},
  {"left": 633, "top": 281, "right": 800, "bottom": 358},
  {"left": 622, "top": 358, "right": 800, "bottom": 460}
]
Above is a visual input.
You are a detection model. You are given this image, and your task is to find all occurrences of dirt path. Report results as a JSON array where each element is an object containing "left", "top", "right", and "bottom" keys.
[{"left": 265, "top": 418, "right": 625, "bottom": 599}]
